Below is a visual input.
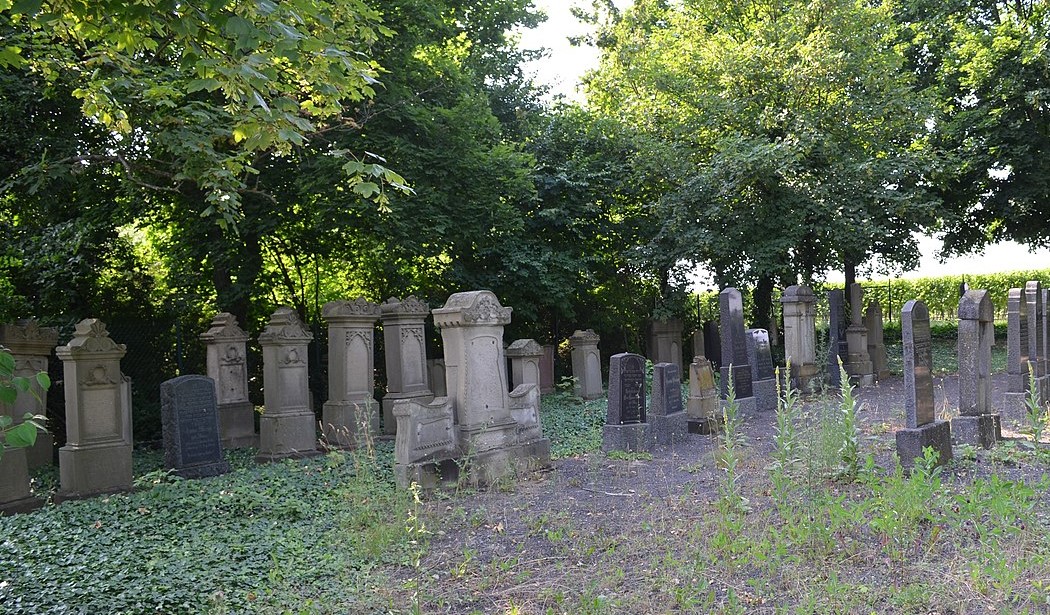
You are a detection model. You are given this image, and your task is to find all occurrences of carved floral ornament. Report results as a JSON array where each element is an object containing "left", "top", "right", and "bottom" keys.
[
  {"left": 322, "top": 297, "right": 380, "bottom": 319},
  {"left": 200, "top": 312, "right": 249, "bottom": 342},
  {"left": 0, "top": 319, "right": 60, "bottom": 348},
  {"left": 381, "top": 295, "right": 430, "bottom": 317},
  {"left": 258, "top": 307, "right": 313, "bottom": 343},
  {"left": 570, "top": 329, "right": 600, "bottom": 345},
  {"left": 462, "top": 295, "right": 512, "bottom": 324},
  {"left": 59, "top": 318, "right": 127, "bottom": 355},
  {"left": 506, "top": 339, "right": 543, "bottom": 357}
]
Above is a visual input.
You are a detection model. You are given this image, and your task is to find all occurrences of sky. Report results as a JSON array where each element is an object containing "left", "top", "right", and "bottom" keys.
[{"left": 516, "top": 1, "right": 1050, "bottom": 285}]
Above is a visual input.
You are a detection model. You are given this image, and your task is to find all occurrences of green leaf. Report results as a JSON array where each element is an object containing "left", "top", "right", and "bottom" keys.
[
  {"left": 5, "top": 421, "right": 38, "bottom": 448},
  {"left": 0, "top": 387, "right": 15, "bottom": 405},
  {"left": 0, "top": 350, "right": 14, "bottom": 376},
  {"left": 10, "top": 0, "right": 43, "bottom": 16},
  {"left": 12, "top": 376, "right": 31, "bottom": 392},
  {"left": 36, "top": 372, "right": 51, "bottom": 390},
  {"left": 352, "top": 182, "right": 380, "bottom": 198}
]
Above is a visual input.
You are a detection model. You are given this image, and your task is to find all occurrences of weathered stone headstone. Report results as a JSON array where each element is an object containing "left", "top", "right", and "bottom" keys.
[
  {"left": 507, "top": 339, "right": 544, "bottom": 392},
  {"left": 380, "top": 297, "right": 433, "bottom": 436},
  {"left": 719, "top": 288, "right": 755, "bottom": 413},
  {"left": 827, "top": 289, "right": 848, "bottom": 387},
  {"left": 691, "top": 329, "right": 705, "bottom": 361},
  {"left": 55, "top": 319, "right": 133, "bottom": 501},
  {"left": 895, "top": 300, "right": 952, "bottom": 469},
  {"left": 321, "top": 298, "right": 380, "bottom": 446},
  {"left": 257, "top": 307, "right": 319, "bottom": 462},
  {"left": 650, "top": 362, "right": 687, "bottom": 444},
  {"left": 952, "top": 290, "right": 1001, "bottom": 448},
  {"left": 845, "top": 284, "right": 874, "bottom": 386},
  {"left": 1026, "top": 281, "right": 1048, "bottom": 405},
  {"left": 686, "top": 356, "right": 720, "bottom": 434},
  {"left": 746, "top": 329, "right": 777, "bottom": 413},
  {"left": 427, "top": 359, "right": 447, "bottom": 397},
  {"left": 1004, "top": 288, "right": 1030, "bottom": 423},
  {"left": 539, "top": 344, "right": 556, "bottom": 394},
  {"left": 648, "top": 319, "right": 684, "bottom": 371},
  {"left": 199, "top": 313, "right": 256, "bottom": 448},
  {"left": 602, "top": 353, "right": 653, "bottom": 452},
  {"left": 780, "top": 285, "right": 819, "bottom": 392},
  {"left": 865, "top": 301, "right": 890, "bottom": 381},
  {"left": 0, "top": 319, "right": 58, "bottom": 469},
  {"left": 569, "top": 329, "right": 603, "bottom": 400},
  {"left": 703, "top": 321, "right": 722, "bottom": 369},
  {"left": 161, "top": 375, "right": 231, "bottom": 478}
]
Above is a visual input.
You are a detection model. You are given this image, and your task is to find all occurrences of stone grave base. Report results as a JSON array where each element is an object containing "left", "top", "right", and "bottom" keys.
[
  {"left": 601, "top": 423, "right": 654, "bottom": 453},
  {"left": 322, "top": 400, "right": 379, "bottom": 448},
  {"left": 688, "top": 416, "right": 722, "bottom": 435},
  {"left": 175, "top": 459, "right": 232, "bottom": 480},
  {"left": 382, "top": 393, "right": 435, "bottom": 436},
  {"left": 57, "top": 442, "right": 133, "bottom": 502},
  {"left": 846, "top": 366, "right": 874, "bottom": 387},
  {"left": 724, "top": 396, "right": 757, "bottom": 416},
  {"left": 1002, "top": 392, "right": 1029, "bottom": 427},
  {"left": 219, "top": 401, "right": 258, "bottom": 449},
  {"left": 651, "top": 412, "right": 688, "bottom": 445},
  {"left": 256, "top": 410, "right": 321, "bottom": 463},
  {"left": 25, "top": 434, "right": 54, "bottom": 470},
  {"left": 1, "top": 493, "right": 42, "bottom": 515},
  {"left": 0, "top": 450, "right": 42, "bottom": 515},
  {"left": 952, "top": 414, "right": 1001, "bottom": 449},
  {"left": 791, "top": 364, "right": 822, "bottom": 394},
  {"left": 1039, "top": 375, "right": 1050, "bottom": 406},
  {"left": 753, "top": 378, "right": 778, "bottom": 413},
  {"left": 895, "top": 420, "right": 952, "bottom": 469},
  {"left": 396, "top": 457, "right": 460, "bottom": 491}
]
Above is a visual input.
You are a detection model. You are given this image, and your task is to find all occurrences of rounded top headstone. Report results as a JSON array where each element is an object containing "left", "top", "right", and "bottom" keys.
[
  {"left": 902, "top": 299, "right": 928, "bottom": 322},
  {"left": 958, "top": 289, "right": 993, "bottom": 322},
  {"left": 781, "top": 285, "right": 815, "bottom": 303},
  {"left": 506, "top": 338, "right": 543, "bottom": 357}
]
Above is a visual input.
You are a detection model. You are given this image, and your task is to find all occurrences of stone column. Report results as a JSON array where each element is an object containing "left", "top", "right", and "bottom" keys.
[
  {"left": 321, "top": 298, "right": 380, "bottom": 447},
  {"left": 719, "top": 288, "right": 754, "bottom": 412},
  {"left": 953, "top": 290, "right": 1001, "bottom": 448},
  {"left": 257, "top": 307, "right": 318, "bottom": 461},
  {"left": 746, "top": 329, "right": 777, "bottom": 412},
  {"left": 780, "top": 285, "right": 819, "bottom": 392},
  {"left": 506, "top": 339, "right": 543, "bottom": 390},
  {"left": 649, "top": 318, "right": 684, "bottom": 371},
  {"left": 1004, "top": 288, "right": 1030, "bottom": 423},
  {"left": 569, "top": 329, "right": 603, "bottom": 400},
  {"left": 55, "top": 319, "right": 133, "bottom": 501},
  {"left": 199, "top": 313, "right": 256, "bottom": 448},
  {"left": 686, "top": 356, "right": 720, "bottom": 434},
  {"left": 1026, "top": 281, "right": 1048, "bottom": 404},
  {"left": 895, "top": 300, "right": 952, "bottom": 469},
  {"left": 0, "top": 319, "right": 59, "bottom": 469},
  {"left": 845, "top": 284, "right": 874, "bottom": 386},
  {"left": 827, "top": 289, "right": 848, "bottom": 387},
  {"left": 380, "top": 296, "right": 433, "bottom": 436},
  {"left": 866, "top": 301, "right": 890, "bottom": 382}
]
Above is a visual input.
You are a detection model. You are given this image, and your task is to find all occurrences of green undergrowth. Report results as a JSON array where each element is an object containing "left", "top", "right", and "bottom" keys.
[
  {"left": 1, "top": 443, "right": 420, "bottom": 614},
  {"left": 540, "top": 390, "right": 607, "bottom": 459}
]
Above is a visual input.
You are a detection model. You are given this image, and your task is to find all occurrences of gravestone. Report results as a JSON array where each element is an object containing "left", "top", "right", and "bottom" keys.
[
  {"left": 780, "top": 285, "right": 820, "bottom": 392},
  {"left": 0, "top": 320, "right": 58, "bottom": 470},
  {"left": 199, "top": 313, "right": 256, "bottom": 448},
  {"left": 648, "top": 318, "right": 684, "bottom": 371},
  {"left": 952, "top": 290, "right": 1001, "bottom": 448},
  {"left": 691, "top": 330, "right": 705, "bottom": 361},
  {"left": 1026, "top": 281, "right": 1048, "bottom": 405},
  {"left": 845, "top": 284, "right": 874, "bottom": 386},
  {"left": 427, "top": 359, "right": 447, "bottom": 397},
  {"left": 650, "top": 362, "right": 688, "bottom": 445},
  {"left": 687, "top": 356, "right": 720, "bottom": 434},
  {"left": 569, "top": 329, "right": 603, "bottom": 400},
  {"left": 161, "top": 376, "right": 231, "bottom": 478},
  {"left": 507, "top": 339, "right": 544, "bottom": 391},
  {"left": 746, "top": 329, "right": 777, "bottom": 413},
  {"left": 602, "top": 353, "right": 654, "bottom": 452},
  {"left": 703, "top": 321, "right": 722, "bottom": 369},
  {"left": 1044, "top": 289, "right": 1050, "bottom": 392},
  {"left": 539, "top": 345, "right": 556, "bottom": 394},
  {"left": 257, "top": 307, "right": 319, "bottom": 462},
  {"left": 865, "top": 301, "right": 890, "bottom": 381},
  {"left": 1004, "top": 288, "right": 1030, "bottom": 424},
  {"left": 380, "top": 297, "right": 433, "bottom": 436},
  {"left": 719, "top": 288, "right": 755, "bottom": 413},
  {"left": 895, "top": 300, "right": 952, "bottom": 469},
  {"left": 827, "top": 289, "right": 849, "bottom": 387},
  {"left": 55, "top": 319, "right": 133, "bottom": 501},
  {"left": 322, "top": 298, "right": 380, "bottom": 447}
]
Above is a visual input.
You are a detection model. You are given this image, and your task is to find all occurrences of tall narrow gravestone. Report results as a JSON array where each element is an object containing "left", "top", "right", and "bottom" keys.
[
  {"left": 1004, "top": 288, "right": 1030, "bottom": 423},
  {"left": 952, "top": 290, "right": 1001, "bottom": 448},
  {"left": 1026, "top": 281, "right": 1048, "bottom": 405},
  {"left": 539, "top": 344, "right": 556, "bottom": 394},
  {"left": 746, "top": 329, "right": 777, "bottom": 413},
  {"left": 686, "top": 356, "right": 720, "bottom": 434},
  {"left": 161, "top": 376, "right": 231, "bottom": 478},
  {"left": 827, "top": 289, "right": 848, "bottom": 387},
  {"left": 602, "top": 353, "right": 654, "bottom": 452},
  {"left": 865, "top": 301, "right": 890, "bottom": 381},
  {"left": 506, "top": 339, "right": 544, "bottom": 390},
  {"left": 257, "top": 307, "right": 319, "bottom": 462},
  {"left": 322, "top": 298, "right": 380, "bottom": 446},
  {"left": 691, "top": 329, "right": 706, "bottom": 362},
  {"left": 780, "top": 286, "right": 820, "bottom": 392},
  {"left": 650, "top": 362, "right": 687, "bottom": 444},
  {"left": 380, "top": 297, "right": 433, "bottom": 436},
  {"left": 648, "top": 319, "right": 684, "bottom": 371},
  {"left": 895, "top": 300, "right": 952, "bottom": 469},
  {"left": 0, "top": 320, "right": 59, "bottom": 469},
  {"left": 845, "top": 284, "right": 874, "bottom": 386},
  {"left": 719, "top": 288, "right": 755, "bottom": 413},
  {"left": 55, "top": 319, "right": 133, "bottom": 501},
  {"left": 569, "top": 329, "right": 603, "bottom": 400},
  {"left": 199, "top": 313, "right": 256, "bottom": 448}
]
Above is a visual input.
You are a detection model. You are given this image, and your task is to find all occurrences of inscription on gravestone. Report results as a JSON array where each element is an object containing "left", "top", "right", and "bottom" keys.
[
  {"left": 653, "top": 362, "right": 683, "bottom": 416},
  {"left": 609, "top": 353, "right": 646, "bottom": 425},
  {"left": 162, "top": 375, "right": 231, "bottom": 478},
  {"left": 903, "top": 301, "right": 935, "bottom": 428}
]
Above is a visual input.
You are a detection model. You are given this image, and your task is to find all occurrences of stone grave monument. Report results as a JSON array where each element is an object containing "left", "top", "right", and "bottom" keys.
[
  {"left": 1026, "top": 281, "right": 1048, "bottom": 404},
  {"left": 539, "top": 345, "right": 556, "bottom": 394},
  {"left": 746, "top": 328, "right": 777, "bottom": 413},
  {"left": 719, "top": 288, "right": 755, "bottom": 413},
  {"left": 199, "top": 312, "right": 256, "bottom": 448},
  {"left": 691, "top": 329, "right": 705, "bottom": 362},
  {"left": 845, "top": 284, "right": 874, "bottom": 386},
  {"left": 161, "top": 375, "right": 231, "bottom": 478},
  {"left": 257, "top": 307, "right": 319, "bottom": 462},
  {"left": 1004, "top": 288, "right": 1030, "bottom": 423},
  {"left": 895, "top": 300, "right": 952, "bottom": 469},
  {"left": 686, "top": 356, "right": 720, "bottom": 434},
  {"left": 780, "top": 285, "right": 820, "bottom": 392},
  {"left": 55, "top": 319, "right": 133, "bottom": 501},
  {"left": 827, "top": 289, "right": 848, "bottom": 387},
  {"left": 0, "top": 319, "right": 59, "bottom": 469},
  {"left": 865, "top": 301, "right": 890, "bottom": 382},
  {"left": 322, "top": 298, "right": 380, "bottom": 446},
  {"left": 602, "top": 352, "right": 654, "bottom": 452},
  {"left": 427, "top": 359, "right": 447, "bottom": 397},
  {"left": 569, "top": 329, "right": 603, "bottom": 400},
  {"left": 392, "top": 291, "right": 550, "bottom": 488},
  {"left": 650, "top": 362, "right": 687, "bottom": 445},
  {"left": 648, "top": 318, "right": 684, "bottom": 371},
  {"left": 952, "top": 290, "right": 1001, "bottom": 448},
  {"left": 380, "top": 296, "right": 433, "bottom": 436},
  {"left": 507, "top": 339, "right": 543, "bottom": 390}
]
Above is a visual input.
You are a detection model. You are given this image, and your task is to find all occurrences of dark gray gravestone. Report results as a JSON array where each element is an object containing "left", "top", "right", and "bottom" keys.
[
  {"left": 827, "top": 289, "right": 848, "bottom": 386},
  {"left": 608, "top": 353, "right": 646, "bottom": 425},
  {"left": 1007, "top": 288, "right": 1030, "bottom": 393},
  {"left": 719, "top": 288, "right": 753, "bottom": 400},
  {"left": 161, "top": 376, "right": 231, "bottom": 478},
  {"left": 650, "top": 362, "right": 687, "bottom": 444},
  {"left": 746, "top": 329, "right": 777, "bottom": 413},
  {"left": 896, "top": 300, "right": 952, "bottom": 468},
  {"left": 1026, "top": 281, "right": 1046, "bottom": 379},
  {"left": 703, "top": 321, "right": 721, "bottom": 369}
]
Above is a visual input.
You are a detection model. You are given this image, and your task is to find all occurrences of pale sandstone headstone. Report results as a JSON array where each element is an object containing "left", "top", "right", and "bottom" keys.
[
  {"left": 1004, "top": 288, "right": 1030, "bottom": 423},
  {"left": 1026, "top": 281, "right": 1048, "bottom": 404},
  {"left": 895, "top": 300, "right": 952, "bottom": 469},
  {"left": 845, "top": 284, "right": 874, "bottom": 386},
  {"left": 539, "top": 345, "right": 556, "bottom": 394},
  {"left": 602, "top": 352, "right": 653, "bottom": 452},
  {"left": 953, "top": 290, "right": 1001, "bottom": 448},
  {"left": 257, "top": 307, "right": 318, "bottom": 462},
  {"left": 506, "top": 339, "right": 543, "bottom": 391},
  {"left": 427, "top": 359, "right": 447, "bottom": 397},
  {"left": 719, "top": 288, "right": 755, "bottom": 413},
  {"left": 691, "top": 330, "right": 705, "bottom": 361},
  {"left": 380, "top": 297, "right": 433, "bottom": 436},
  {"left": 780, "top": 285, "right": 819, "bottom": 392},
  {"left": 569, "top": 329, "right": 603, "bottom": 400},
  {"left": 865, "top": 301, "right": 890, "bottom": 381},
  {"left": 686, "top": 356, "right": 720, "bottom": 434},
  {"left": 650, "top": 362, "right": 687, "bottom": 444},
  {"left": 648, "top": 319, "right": 684, "bottom": 372},
  {"left": 0, "top": 319, "right": 58, "bottom": 470},
  {"left": 161, "top": 375, "right": 231, "bottom": 478},
  {"left": 199, "top": 313, "right": 256, "bottom": 448},
  {"left": 321, "top": 298, "right": 380, "bottom": 447},
  {"left": 55, "top": 319, "right": 133, "bottom": 501}
]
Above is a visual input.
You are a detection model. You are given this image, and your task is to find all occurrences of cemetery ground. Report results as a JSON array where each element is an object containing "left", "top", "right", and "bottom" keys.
[{"left": 2, "top": 334, "right": 1050, "bottom": 613}]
